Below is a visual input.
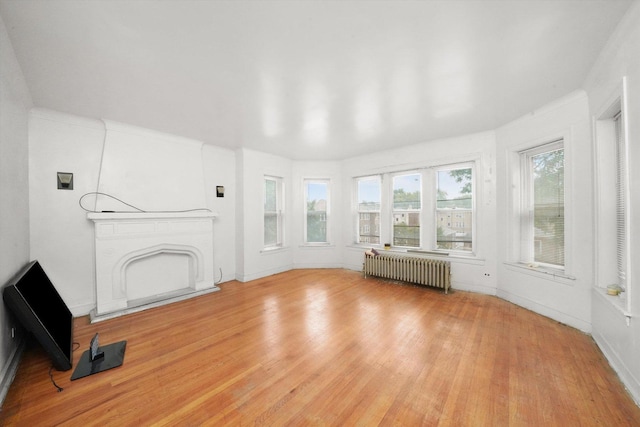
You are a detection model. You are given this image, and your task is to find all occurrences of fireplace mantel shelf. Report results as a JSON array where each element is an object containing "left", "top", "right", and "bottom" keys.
[{"left": 88, "top": 211, "right": 217, "bottom": 221}]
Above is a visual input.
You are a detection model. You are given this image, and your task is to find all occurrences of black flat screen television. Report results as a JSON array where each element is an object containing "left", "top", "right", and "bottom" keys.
[{"left": 3, "top": 260, "right": 73, "bottom": 371}]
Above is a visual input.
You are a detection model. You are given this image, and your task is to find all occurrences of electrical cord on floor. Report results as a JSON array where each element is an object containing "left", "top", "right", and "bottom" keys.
[
  {"left": 49, "top": 366, "right": 63, "bottom": 393},
  {"left": 47, "top": 343, "right": 80, "bottom": 392}
]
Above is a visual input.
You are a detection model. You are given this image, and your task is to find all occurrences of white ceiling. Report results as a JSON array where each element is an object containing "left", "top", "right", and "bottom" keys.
[{"left": 0, "top": 0, "right": 632, "bottom": 160}]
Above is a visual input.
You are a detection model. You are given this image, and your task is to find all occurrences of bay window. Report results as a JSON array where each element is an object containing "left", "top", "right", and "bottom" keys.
[{"left": 354, "top": 162, "right": 476, "bottom": 255}]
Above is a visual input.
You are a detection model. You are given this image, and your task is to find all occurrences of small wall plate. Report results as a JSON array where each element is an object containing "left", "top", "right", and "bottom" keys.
[{"left": 57, "top": 172, "right": 73, "bottom": 190}]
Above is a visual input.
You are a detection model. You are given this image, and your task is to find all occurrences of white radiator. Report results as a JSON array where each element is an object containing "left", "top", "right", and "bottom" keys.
[{"left": 363, "top": 253, "right": 451, "bottom": 294}]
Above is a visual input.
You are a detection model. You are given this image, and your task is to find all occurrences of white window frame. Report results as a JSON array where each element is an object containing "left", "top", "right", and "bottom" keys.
[
  {"left": 593, "top": 77, "right": 631, "bottom": 315},
  {"left": 355, "top": 175, "right": 382, "bottom": 245},
  {"left": 264, "top": 175, "right": 284, "bottom": 249},
  {"left": 391, "top": 171, "right": 422, "bottom": 248},
  {"left": 434, "top": 163, "right": 475, "bottom": 254},
  {"left": 519, "top": 140, "right": 565, "bottom": 269},
  {"left": 303, "top": 179, "right": 330, "bottom": 245},
  {"left": 352, "top": 160, "right": 479, "bottom": 257}
]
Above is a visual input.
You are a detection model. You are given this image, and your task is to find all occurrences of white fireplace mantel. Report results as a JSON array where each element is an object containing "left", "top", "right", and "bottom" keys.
[{"left": 88, "top": 211, "right": 219, "bottom": 321}]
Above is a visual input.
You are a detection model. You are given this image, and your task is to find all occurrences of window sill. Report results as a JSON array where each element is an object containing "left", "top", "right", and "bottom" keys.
[
  {"left": 593, "top": 286, "right": 632, "bottom": 318},
  {"left": 261, "top": 246, "right": 290, "bottom": 254},
  {"left": 503, "top": 262, "right": 575, "bottom": 282},
  {"left": 445, "top": 254, "right": 486, "bottom": 266},
  {"left": 299, "top": 243, "right": 335, "bottom": 249},
  {"left": 347, "top": 245, "right": 485, "bottom": 265}
]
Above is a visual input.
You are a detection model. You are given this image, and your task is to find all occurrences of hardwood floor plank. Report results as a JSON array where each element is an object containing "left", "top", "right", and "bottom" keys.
[{"left": 1, "top": 269, "right": 639, "bottom": 426}]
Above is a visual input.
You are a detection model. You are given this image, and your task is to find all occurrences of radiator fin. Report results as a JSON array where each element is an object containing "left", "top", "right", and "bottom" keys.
[{"left": 363, "top": 253, "right": 451, "bottom": 294}]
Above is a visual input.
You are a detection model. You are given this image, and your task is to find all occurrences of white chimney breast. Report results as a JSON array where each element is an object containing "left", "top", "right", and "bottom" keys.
[{"left": 96, "top": 120, "right": 207, "bottom": 212}]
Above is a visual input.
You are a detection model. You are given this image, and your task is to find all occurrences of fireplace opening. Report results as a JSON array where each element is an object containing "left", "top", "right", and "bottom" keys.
[{"left": 125, "top": 251, "right": 195, "bottom": 307}]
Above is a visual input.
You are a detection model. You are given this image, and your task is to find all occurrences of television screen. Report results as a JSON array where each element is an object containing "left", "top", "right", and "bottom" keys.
[{"left": 3, "top": 260, "right": 73, "bottom": 371}]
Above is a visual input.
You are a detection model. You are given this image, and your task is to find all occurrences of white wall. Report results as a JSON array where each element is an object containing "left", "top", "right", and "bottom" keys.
[
  {"left": 29, "top": 110, "right": 105, "bottom": 314},
  {"left": 0, "top": 14, "right": 32, "bottom": 402},
  {"left": 495, "top": 91, "right": 592, "bottom": 332},
  {"left": 96, "top": 120, "right": 207, "bottom": 212},
  {"left": 235, "top": 148, "right": 293, "bottom": 282},
  {"left": 202, "top": 144, "right": 237, "bottom": 283},
  {"left": 340, "top": 131, "right": 498, "bottom": 295},
  {"left": 235, "top": 155, "right": 345, "bottom": 278},
  {"left": 28, "top": 110, "right": 237, "bottom": 316},
  {"left": 585, "top": 1, "right": 640, "bottom": 404}
]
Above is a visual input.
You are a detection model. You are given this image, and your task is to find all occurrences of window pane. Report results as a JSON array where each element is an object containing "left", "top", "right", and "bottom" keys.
[
  {"left": 532, "top": 149, "right": 564, "bottom": 266},
  {"left": 436, "top": 168, "right": 472, "bottom": 251},
  {"left": 393, "top": 174, "right": 421, "bottom": 247},
  {"left": 306, "top": 182, "right": 328, "bottom": 243},
  {"left": 393, "top": 174, "right": 421, "bottom": 210},
  {"left": 359, "top": 212, "right": 380, "bottom": 244},
  {"left": 264, "top": 213, "right": 277, "bottom": 246},
  {"left": 393, "top": 212, "right": 420, "bottom": 246},
  {"left": 358, "top": 178, "right": 380, "bottom": 211},
  {"left": 358, "top": 177, "right": 380, "bottom": 244},
  {"left": 265, "top": 179, "right": 276, "bottom": 212},
  {"left": 436, "top": 169, "right": 472, "bottom": 208},
  {"left": 614, "top": 114, "right": 627, "bottom": 288},
  {"left": 264, "top": 177, "right": 282, "bottom": 248}
]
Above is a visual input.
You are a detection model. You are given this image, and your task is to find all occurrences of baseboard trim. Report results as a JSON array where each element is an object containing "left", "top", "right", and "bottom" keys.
[
  {"left": 452, "top": 281, "right": 497, "bottom": 295},
  {"left": 592, "top": 328, "right": 640, "bottom": 406},
  {"left": 69, "top": 301, "right": 96, "bottom": 317},
  {"left": 236, "top": 264, "right": 294, "bottom": 283},
  {"left": 292, "top": 262, "right": 343, "bottom": 270},
  {"left": 90, "top": 286, "right": 220, "bottom": 323},
  {"left": 0, "top": 338, "right": 25, "bottom": 408},
  {"left": 497, "top": 288, "right": 591, "bottom": 333}
]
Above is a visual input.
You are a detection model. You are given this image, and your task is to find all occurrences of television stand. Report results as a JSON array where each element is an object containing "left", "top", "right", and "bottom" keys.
[{"left": 71, "top": 333, "right": 126, "bottom": 381}]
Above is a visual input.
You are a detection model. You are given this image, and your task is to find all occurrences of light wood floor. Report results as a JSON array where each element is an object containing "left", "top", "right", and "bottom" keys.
[{"left": 2, "top": 269, "right": 639, "bottom": 426}]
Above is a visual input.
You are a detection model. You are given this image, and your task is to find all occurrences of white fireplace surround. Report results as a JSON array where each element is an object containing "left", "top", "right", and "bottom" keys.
[{"left": 88, "top": 211, "right": 219, "bottom": 321}]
